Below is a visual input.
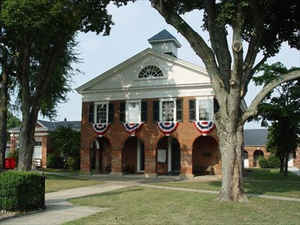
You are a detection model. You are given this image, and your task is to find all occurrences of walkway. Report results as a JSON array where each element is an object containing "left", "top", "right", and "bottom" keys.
[
  {"left": 288, "top": 167, "right": 300, "bottom": 176},
  {"left": 1, "top": 183, "right": 134, "bottom": 225},
  {"left": 2, "top": 175, "right": 300, "bottom": 225}
]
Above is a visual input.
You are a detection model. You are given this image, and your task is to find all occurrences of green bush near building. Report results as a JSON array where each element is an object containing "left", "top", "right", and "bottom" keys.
[
  {"left": 259, "top": 155, "right": 281, "bottom": 168},
  {"left": 0, "top": 171, "right": 45, "bottom": 211}
]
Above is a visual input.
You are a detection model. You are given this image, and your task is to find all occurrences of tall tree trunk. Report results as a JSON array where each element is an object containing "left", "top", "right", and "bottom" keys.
[
  {"left": 283, "top": 153, "right": 288, "bottom": 176},
  {"left": 216, "top": 120, "right": 247, "bottom": 202},
  {"left": 18, "top": 104, "right": 39, "bottom": 171},
  {"left": 279, "top": 156, "right": 284, "bottom": 173},
  {"left": 0, "top": 70, "right": 8, "bottom": 169}
]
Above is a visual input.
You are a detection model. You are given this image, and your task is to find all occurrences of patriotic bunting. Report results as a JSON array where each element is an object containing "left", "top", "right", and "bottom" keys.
[
  {"left": 93, "top": 123, "right": 111, "bottom": 136},
  {"left": 193, "top": 120, "right": 215, "bottom": 135},
  {"left": 123, "top": 122, "right": 144, "bottom": 136},
  {"left": 157, "top": 122, "right": 179, "bottom": 136}
]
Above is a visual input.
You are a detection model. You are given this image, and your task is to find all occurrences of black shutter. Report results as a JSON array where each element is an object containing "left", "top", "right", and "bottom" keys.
[
  {"left": 120, "top": 102, "right": 125, "bottom": 123},
  {"left": 189, "top": 99, "right": 196, "bottom": 121},
  {"left": 153, "top": 100, "right": 159, "bottom": 122},
  {"left": 176, "top": 99, "right": 183, "bottom": 122},
  {"left": 141, "top": 101, "right": 147, "bottom": 122},
  {"left": 214, "top": 98, "right": 219, "bottom": 113},
  {"left": 108, "top": 103, "right": 114, "bottom": 123},
  {"left": 88, "top": 102, "right": 94, "bottom": 123}
]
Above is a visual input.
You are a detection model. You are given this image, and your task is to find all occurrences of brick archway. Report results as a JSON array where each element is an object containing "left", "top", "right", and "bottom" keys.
[
  {"left": 192, "top": 136, "right": 219, "bottom": 175},
  {"left": 253, "top": 150, "right": 264, "bottom": 167},
  {"left": 90, "top": 137, "right": 111, "bottom": 174},
  {"left": 156, "top": 136, "right": 181, "bottom": 175},
  {"left": 122, "top": 137, "right": 145, "bottom": 174}
]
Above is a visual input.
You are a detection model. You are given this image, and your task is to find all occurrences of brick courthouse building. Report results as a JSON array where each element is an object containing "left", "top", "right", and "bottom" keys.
[{"left": 77, "top": 30, "right": 300, "bottom": 177}]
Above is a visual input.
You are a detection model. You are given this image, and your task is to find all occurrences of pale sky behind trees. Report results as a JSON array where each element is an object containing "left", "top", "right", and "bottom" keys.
[{"left": 49, "top": 1, "right": 300, "bottom": 129}]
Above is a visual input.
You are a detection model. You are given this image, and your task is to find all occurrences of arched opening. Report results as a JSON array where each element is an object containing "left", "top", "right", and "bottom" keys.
[
  {"left": 122, "top": 137, "right": 144, "bottom": 174},
  {"left": 192, "top": 136, "right": 219, "bottom": 175},
  {"left": 156, "top": 136, "right": 181, "bottom": 175},
  {"left": 253, "top": 150, "right": 264, "bottom": 167},
  {"left": 90, "top": 137, "right": 111, "bottom": 174},
  {"left": 243, "top": 150, "right": 249, "bottom": 168}
]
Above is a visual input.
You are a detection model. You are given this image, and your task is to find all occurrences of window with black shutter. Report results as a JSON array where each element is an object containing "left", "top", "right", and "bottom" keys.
[
  {"left": 120, "top": 102, "right": 126, "bottom": 123},
  {"left": 108, "top": 103, "right": 114, "bottom": 123},
  {"left": 176, "top": 99, "right": 183, "bottom": 122},
  {"left": 214, "top": 98, "right": 219, "bottom": 113},
  {"left": 189, "top": 99, "right": 196, "bottom": 121},
  {"left": 141, "top": 101, "right": 147, "bottom": 122},
  {"left": 153, "top": 100, "right": 159, "bottom": 122},
  {"left": 88, "top": 102, "right": 94, "bottom": 123}
]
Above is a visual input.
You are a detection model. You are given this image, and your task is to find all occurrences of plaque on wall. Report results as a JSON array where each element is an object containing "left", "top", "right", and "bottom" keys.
[{"left": 157, "top": 149, "right": 167, "bottom": 163}]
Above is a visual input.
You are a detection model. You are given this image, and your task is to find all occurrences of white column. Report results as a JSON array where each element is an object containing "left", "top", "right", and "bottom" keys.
[{"left": 168, "top": 137, "right": 172, "bottom": 172}]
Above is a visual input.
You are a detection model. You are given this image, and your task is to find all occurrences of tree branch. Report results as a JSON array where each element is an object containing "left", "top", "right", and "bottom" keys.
[
  {"left": 241, "top": 55, "right": 267, "bottom": 98},
  {"left": 150, "top": 0, "right": 227, "bottom": 97},
  {"left": 205, "top": 0, "right": 231, "bottom": 89},
  {"left": 242, "top": 70, "right": 300, "bottom": 123}
]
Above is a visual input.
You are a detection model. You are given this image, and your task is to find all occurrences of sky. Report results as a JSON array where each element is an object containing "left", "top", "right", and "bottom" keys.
[{"left": 49, "top": 1, "right": 300, "bottom": 129}]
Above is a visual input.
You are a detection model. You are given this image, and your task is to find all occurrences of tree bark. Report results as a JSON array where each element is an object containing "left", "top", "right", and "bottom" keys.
[
  {"left": 18, "top": 96, "right": 39, "bottom": 170},
  {"left": 216, "top": 119, "right": 247, "bottom": 202},
  {"left": 0, "top": 67, "right": 8, "bottom": 169}
]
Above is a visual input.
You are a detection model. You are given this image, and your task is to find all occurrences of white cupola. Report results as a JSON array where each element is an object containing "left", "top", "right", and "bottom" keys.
[{"left": 148, "top": 29, "right": 182, "bottom": 58}]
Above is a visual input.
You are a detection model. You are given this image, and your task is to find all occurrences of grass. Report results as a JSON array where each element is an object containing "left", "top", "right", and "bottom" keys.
[
  {"left": 64, "top": 187, "right": 300, "bottom": 225},
  {"left": 158, "top": 168, "right": 300, "bottom": 198},
  {"left": 45, "top": 174, "right": 103, "bottom": 193}
]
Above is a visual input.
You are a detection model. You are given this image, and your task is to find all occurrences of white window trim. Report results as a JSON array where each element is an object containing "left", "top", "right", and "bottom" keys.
[
  {"left": 195, "top": 97, "right": 214, "bottom": 121},
  {"left": 125, "top": 100, "right": 141, "bottom": 123},
  {"left": 159, "top": 98, "right": 176, "bottom": 122},
  {"left": 94, "top": 101, "right": 109, "bottom": 124}
]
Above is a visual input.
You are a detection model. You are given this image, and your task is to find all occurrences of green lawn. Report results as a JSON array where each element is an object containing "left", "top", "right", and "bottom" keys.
[
  {"left": 45, "top": 174, "right": 103, "bottom": 193},
  {"left": 65, "top": 187, "right": 300, "bottom": 225},
  {"left": 158, "top": 169, "right": 300, "bottom": 198}
]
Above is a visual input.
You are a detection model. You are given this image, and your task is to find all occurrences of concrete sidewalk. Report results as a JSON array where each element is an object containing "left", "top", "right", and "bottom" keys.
[
  {"left": 288, "top": 167, "right": 300, "bottom": 176},
  {"left": 1, "top": 183, "right": 133, "bottom": 225}
]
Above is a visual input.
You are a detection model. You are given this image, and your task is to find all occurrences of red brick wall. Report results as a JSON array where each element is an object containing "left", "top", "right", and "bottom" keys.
[
  {"left": 80, "top": 97, "right": 222, "bottom": 176},
  {"left": 243, "top": 146, "right": 270, "bottom": 168}
]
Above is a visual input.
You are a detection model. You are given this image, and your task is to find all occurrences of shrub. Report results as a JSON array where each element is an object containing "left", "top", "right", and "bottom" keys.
[
  {"left": 0, "top": 171, "right": 45, "bottom": 211},
  {"left": 47, "top": 153, "right": 64, "bottom": 169},
  {"left": 258, "top": 157, "right": 269, "bottom": 168},
  {"left": 66, "top": 157, "right": 80, "bottom": 171},
  {"left": 267, "top": 155, "right": 281, "bottom": 168},
  {"left": 258, "top": 155, "right": 280, "bottom": 168}
]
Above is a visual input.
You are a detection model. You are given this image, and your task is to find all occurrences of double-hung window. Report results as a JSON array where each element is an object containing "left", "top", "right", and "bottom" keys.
[
  {"left": 126, "top": 100, "right": 141, "bottom": 123},
  {"left": 196, "top": 97, "right": 214, "bottom": 121},
  {"left": 95, "top": 102, "right": 108, "bottom": 123},
  {"left": 160, "top": 98, "right": 176, "bottom": 122}
]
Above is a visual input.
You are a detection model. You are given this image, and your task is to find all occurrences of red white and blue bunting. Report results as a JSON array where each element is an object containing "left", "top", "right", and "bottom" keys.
[
  {"left": 123, "top": 122, "right": 144, "bottom": 136},
  {"left": 193, "top": 121, "right": 215, "bottom": 135},
  {"left": 157, "top": 122, "right": 179, "bottom": 136},
  {"left": 93, "top": 123, "right": 111, "bottom": 136}
]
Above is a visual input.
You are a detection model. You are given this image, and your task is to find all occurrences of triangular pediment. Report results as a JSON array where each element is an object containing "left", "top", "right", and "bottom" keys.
[{"left": 76, "top": 48, "right": 211, "bottom": 95}]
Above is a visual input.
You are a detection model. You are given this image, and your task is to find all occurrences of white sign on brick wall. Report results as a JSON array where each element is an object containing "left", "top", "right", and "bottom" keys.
[{"left": 157, "top": 149, "right": 167, "bottom": 163}]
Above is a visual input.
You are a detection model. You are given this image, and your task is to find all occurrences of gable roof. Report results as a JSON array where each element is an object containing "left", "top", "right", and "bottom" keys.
[
  {"left": 76, "top": 48, "right": 208, "bottom": 93},
  {"left": 148, "top": 29, "right": 182, "bottom": 48},
  {"left": 9, "top": 120, "right": 81, "bottom": 133},
  {"left": 244, "top": 129, "right": 268, "bottom": 146},
  {"left": 38, "top": 120, "right": 81, "bottom": 131}
]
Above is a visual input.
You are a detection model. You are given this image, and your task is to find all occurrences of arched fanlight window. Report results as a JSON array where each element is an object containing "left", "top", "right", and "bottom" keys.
[{"left": 138, "top": 65, "right": 163, "bottom": 79}]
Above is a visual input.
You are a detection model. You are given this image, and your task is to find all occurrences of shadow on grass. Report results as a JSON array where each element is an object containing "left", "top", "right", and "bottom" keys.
[{"left": 206, "top": 169, "right": 300, "bottom": 197}]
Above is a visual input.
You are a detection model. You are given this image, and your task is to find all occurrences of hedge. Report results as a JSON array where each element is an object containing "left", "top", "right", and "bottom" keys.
[
  {"left": 0, "top": 171, "right": 45, "bottom": 211},
  {"left": 258, "top": 155, "right": 281, "bottom": 168}
]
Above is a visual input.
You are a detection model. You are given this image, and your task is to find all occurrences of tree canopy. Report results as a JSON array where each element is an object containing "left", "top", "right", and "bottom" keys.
[
  {"left": 143, "top": 0, "right": 300, "bottom": 201},
  {"left": 255, "top": 63, "right": 300, "bottom": 175}
]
